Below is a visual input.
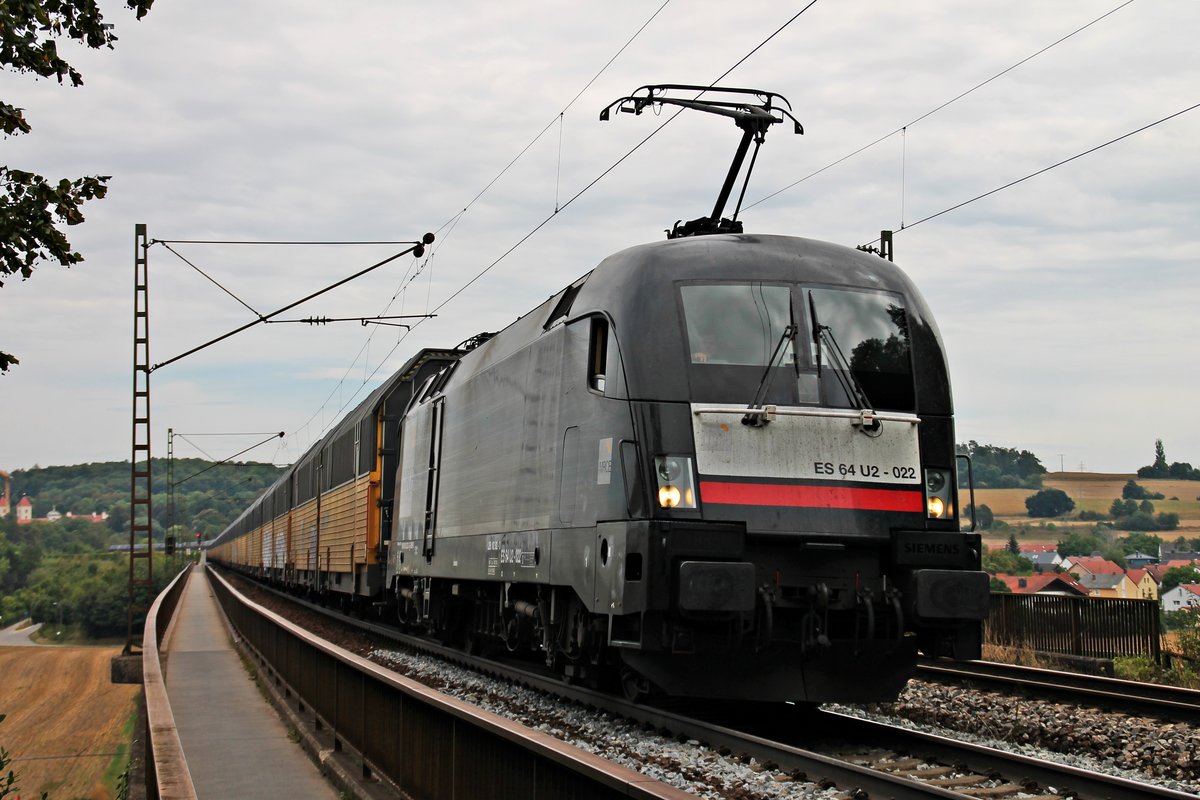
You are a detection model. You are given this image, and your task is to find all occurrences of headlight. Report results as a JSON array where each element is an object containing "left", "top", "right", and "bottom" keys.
[
  {"left": 924, "top": 467, "right": 953, "bottom": 519},
  {"left": 655, "top": 456, "right": 697, "bottom": 509}
]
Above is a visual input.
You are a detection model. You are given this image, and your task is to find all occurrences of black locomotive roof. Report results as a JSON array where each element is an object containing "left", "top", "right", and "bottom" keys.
[
  {"left": 445, "top": 233, "right": 950, "bottom": 412},
  {"left": 578, "top": 234, "right": 949, "bottom": 409}
]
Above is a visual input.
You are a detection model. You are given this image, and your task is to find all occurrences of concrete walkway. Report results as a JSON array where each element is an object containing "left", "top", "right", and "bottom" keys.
[{"left": 165, "top": 565, "right": 337, "bottom": 800}]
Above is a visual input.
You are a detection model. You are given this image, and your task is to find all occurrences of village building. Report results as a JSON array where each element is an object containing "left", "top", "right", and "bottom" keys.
[
  {"left": 4, "top": 495, "right": 108, "bottom": 525},
  {"left": 1125, "top": 569, "right": 1160, "bottom": 601},
  {"left": 1125, "top": 551, "right": 1158, "bottom": 569},
  {"left": 994, "top": 573, "right": 1087, "bottom": 596},
  {"left": 1161, "top": 583, "right": 1200, "bottom": 611},
  {"left": 1024, "top": 551, "right": 1064, "bottom": 573},
  {"left": 1075, "top": 572, "right": 1139, "bottom": 599},
  {"left": 1060, "top": 555, "right": 1124, "bottom": 577}
]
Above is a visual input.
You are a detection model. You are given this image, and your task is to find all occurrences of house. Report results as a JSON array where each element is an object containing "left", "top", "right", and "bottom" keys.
[
  {"left": 0, "top": 494, "right": 8, "bottom": 519},
  {"left": 1076, "top": 572, "right": 1139, "bottom": 599},
  {"left": 1060, "top": 555, "right": 1124, "bottom": 577},
  {"left": 1125, "top": 569, "right": 1159, "bottom": 601},
  {"left": 1148, "top": 560, "right": 1200, "bottom": 586},
  {"left": 1025, "top": 551, "right": 1064, "bottom": 573},
  {"left": 1161, "top": 583, "right": 1200, "bottom": 611},
  {"left": 1125, "top": 551, "right": 1158, "bottom": 569},
  {"left": 994, "top": 573, "right": 1087, "bottom": 596},
  {"left": 15, "top": 496, "right": 32, "bottom": 524}
]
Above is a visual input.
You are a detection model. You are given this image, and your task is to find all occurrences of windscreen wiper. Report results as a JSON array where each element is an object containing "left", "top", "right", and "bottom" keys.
[
  {"left": 742, "top": 295, "right": 799, "bottom": 427},
  {"left": 808, "top": 291, "right": 880, "bottom": 432}
]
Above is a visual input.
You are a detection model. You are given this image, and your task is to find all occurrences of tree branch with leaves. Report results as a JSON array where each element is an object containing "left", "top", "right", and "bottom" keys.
[{"left": 1, "top": 0, "right": 155, "bottom": 372}]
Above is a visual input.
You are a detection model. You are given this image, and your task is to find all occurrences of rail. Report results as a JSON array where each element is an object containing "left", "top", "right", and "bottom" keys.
[
  {"left": 206, "top": 567, "right": 691, "bottom": 800},
  {"left": 141, "top": 561, "right": 198, "bottom": 800}
]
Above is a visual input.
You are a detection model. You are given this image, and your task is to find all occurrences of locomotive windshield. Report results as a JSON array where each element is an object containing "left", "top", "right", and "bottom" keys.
[{"left": 680, "top": 282, "right": 915, "bottom": 411}]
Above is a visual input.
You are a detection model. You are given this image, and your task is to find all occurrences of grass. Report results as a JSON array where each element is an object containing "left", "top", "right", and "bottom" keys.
[{"left": 101, "top": 698, "right": 139, "bottom": 796}]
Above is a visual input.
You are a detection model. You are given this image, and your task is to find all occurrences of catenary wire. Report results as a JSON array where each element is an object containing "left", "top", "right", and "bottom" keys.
[
  {"left": 295, "top": 3, "right": 827, "bottom": 450},
  {"left": 283, "top": 4, "right": 676, "bottom": 448},
  {"left": 744, "top": 0, "right": 1136, "bottom": 212},
  {"left": 860, "top": 100, "right": 1200, "bottom": 246}
]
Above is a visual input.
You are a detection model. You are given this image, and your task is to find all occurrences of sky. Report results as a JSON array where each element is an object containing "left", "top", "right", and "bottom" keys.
[{"left": 2, "top": 0, "right": 1198, "bottom": 477}]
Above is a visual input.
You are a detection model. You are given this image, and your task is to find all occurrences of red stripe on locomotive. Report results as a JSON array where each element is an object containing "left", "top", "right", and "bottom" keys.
[{"left": 699, "top": 480, "right": 923, "bottom": 512}]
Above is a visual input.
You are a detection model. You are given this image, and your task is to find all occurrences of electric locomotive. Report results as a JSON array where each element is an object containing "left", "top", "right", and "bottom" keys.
[
  {"left": 210, "top": 85, "right": 989, "bottom": 703},
  {"left": 389, "top": 232, "right": 988, "bottom": 702}
]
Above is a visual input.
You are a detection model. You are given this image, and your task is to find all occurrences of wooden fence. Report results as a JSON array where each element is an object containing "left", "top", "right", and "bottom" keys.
[{"left": 986, "top": 593, "right": 1161, "bottom": 664}]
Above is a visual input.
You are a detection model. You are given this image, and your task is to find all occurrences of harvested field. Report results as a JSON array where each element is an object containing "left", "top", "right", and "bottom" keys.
[
  {"left": 0, "top": 646, "right": 138, "bottom": 800},
  {"left": 975, "top": 473, "right": 1200, "bottom": 530}
]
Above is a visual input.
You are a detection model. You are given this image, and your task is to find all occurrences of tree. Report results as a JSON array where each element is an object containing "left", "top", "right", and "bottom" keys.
[
  {"left": 982, "top": 549, "right": 1033, "bottom": 575},
  {"left": 956, "top": 441, "right": 1046, "bottom": 489},
  {"left": 1057, "top": 529, "right": 1107, "bottom": 558},
  {"left": 976, "top": 503, "right": 994, "bottom": 529},
  {"left": 1006, "top": 533, "right": 1020, "bottom": 555},
  {"left": 1025, "top": 488, "right": 1075, "bottom": 518},
  {"left": 1123, "top": 480, "right": 1163, "bottom": 501},
  {"left": 1, "top": 0, "right": 155, "bottom": 372},
  {"left": 1120, "top": 532, "right": 1162, "bottom": 556},
  {"left": 1161, "top": 564, "right": 1200, "bottom": 594}
]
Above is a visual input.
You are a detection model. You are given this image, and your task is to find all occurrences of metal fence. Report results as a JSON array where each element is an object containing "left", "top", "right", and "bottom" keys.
[
  {"left": 207, "top": 568, "right": 690, "bottom": 800},
  {"left": 986, "top": 593, "right": 1161, "bottom": 664}
]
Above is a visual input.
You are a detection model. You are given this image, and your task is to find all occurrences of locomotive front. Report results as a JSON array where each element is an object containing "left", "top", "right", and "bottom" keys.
[{"left": 598, "top": 234, "right": 989, "bottom": 702}]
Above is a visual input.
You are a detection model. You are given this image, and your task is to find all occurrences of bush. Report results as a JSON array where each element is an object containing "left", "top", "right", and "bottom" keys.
[
  {"left": 1113, "top": 655, "right": 1161, "bottom": 683},
  {"left": 1078, "top": 510, "right": 1107, "bottom": 521}
]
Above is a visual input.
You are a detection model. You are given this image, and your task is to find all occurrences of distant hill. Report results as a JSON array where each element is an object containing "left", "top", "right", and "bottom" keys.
[{"left": 4, "top": 459, "right": 285, "bottom": 538}]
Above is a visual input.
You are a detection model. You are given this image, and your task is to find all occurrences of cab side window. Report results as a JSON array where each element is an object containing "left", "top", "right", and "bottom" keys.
[{"left": 588, "top": 317, "right": 608, "bottom": 393}]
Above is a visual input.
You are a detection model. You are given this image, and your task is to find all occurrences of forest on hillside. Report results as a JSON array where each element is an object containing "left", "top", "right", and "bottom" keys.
[
  {"left": 6, "top": 458, "right": 285, "bottom": 538},
  {"left": 1, "top": 458, "right": 283, "bottom": 638}
]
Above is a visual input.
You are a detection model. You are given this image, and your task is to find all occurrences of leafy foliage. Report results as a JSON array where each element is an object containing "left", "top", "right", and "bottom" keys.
[
  {"left": 1025, "top": 488, "right": 1074, "bottom": 518},
  {"left": 1119, "top": 531, "right": 1163, "bottom": 556},
  {"left": 1161, "top": 565, "right": 1200, "bottom": 594},
  {"left": 982, "top": 548, "right": 1033, "bottom": 575},
  {"left": 1136, "top": 439, "right": 1200, "bottom": 480},
  {"left": 1, "top": 0, "right": 156, "bottom": 372},
  {"left": 1055, "top": 528, "right": 1127, "bottom": 567},
  {"left": 7, "top": 458, "right": 284, "bottom": 537},
  {"left": 1123, "top": 480, "right": 1164, "bottom": 500},
  {"left": 957, "top": 441, "right": 1045, "bottom": 489}
]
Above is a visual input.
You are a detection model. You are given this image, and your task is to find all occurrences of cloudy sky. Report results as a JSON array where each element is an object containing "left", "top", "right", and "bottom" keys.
[{"left": 2, "top": 0, "right": 1197, "bottom": 477}]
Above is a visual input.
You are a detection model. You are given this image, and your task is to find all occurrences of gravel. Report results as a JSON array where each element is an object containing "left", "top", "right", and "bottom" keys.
[
  {"left": 369, "top": 647, "right": 844, "bottom": 800},
  {"left": 835, "top": 679, "right": 1200, "bottom": 795}
]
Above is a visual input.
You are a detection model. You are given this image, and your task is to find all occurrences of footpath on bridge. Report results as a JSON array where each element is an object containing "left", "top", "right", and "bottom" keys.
[{"left": 165, "top": 563, "right": 337, "bottom": 800}]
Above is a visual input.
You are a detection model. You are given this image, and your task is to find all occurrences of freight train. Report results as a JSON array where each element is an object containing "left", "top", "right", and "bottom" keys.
[{"left": 208, "top": 86, "right": 989, "bottom": 703}]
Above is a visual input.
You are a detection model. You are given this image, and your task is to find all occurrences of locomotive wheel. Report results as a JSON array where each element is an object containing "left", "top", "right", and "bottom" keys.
[{"left": 618, "top": 662, "right": 654, "bottom": 704}]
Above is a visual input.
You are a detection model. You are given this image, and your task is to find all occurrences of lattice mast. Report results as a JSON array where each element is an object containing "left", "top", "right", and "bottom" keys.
[{"left": 127, "top": 224, "right": 154, "bottom": 654}]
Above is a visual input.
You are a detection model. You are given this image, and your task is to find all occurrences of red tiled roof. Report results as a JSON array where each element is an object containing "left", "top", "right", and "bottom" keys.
[
  {"left": 994, "top": 573, "right": 1087, "bottom": 595},
  {"left": 1126, "top": 569, "right": 1148, "bottom": 584},
  {"left": 1066, "top": 556, "right": 1124, "bottom": 575},
  {"left": 17, "top": 496, "right": 32, "bottom": 507},
  {"left": 1018, "top": 543, "right": 1059, "bottom": 553}
]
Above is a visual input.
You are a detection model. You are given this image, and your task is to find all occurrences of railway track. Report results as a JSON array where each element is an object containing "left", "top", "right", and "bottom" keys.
[
  {"left": 916, "top": 657, "right": 1200, "bottom": 719},
  {"left": 216, "top": 567, "right": 1196, "bottom": 800}
]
